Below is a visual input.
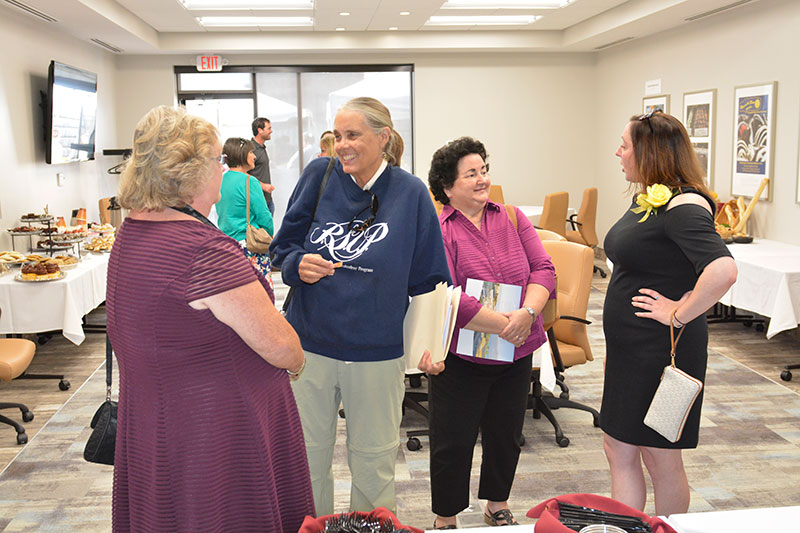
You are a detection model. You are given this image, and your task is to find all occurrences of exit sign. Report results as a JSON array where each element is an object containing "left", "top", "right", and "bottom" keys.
[{"left": 196, "top": 55, "right": 223, "bottom": 72}]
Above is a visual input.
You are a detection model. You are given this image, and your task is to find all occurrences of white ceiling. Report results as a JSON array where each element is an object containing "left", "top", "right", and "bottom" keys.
[{"left": 2, "top": 0, "right": 762, "bottom": 55}]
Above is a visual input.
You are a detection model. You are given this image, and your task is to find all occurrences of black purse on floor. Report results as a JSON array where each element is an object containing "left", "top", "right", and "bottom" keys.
[{"left": 84, "top": 334, "right": 117, "bottom": 465}]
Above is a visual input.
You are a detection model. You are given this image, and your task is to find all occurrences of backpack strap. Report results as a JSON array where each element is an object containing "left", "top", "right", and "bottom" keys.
[{"left": 504, "top": 204, "right": 518, "bottom": 231}]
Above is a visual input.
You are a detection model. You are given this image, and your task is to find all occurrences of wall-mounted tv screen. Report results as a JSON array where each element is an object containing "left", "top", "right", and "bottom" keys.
[{"left": 46, "top": 61, "right": 97, "bottom": 164}]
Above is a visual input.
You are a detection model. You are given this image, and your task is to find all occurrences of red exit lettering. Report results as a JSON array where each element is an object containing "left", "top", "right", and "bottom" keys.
[{"left": 196, "top": 55, "right": 223, "bottom": 72}]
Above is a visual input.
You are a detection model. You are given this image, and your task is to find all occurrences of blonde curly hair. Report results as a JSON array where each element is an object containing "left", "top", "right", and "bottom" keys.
[{"left": 118, "top": 105, "right": 219, "bottom": 210}]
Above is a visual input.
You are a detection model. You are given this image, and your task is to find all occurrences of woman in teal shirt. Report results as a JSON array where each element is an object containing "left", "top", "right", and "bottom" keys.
[{"left": 217, "top": 137, "right": 274, "bottom": 283}]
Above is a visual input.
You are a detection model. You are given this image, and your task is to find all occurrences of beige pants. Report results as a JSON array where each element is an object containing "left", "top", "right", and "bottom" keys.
[{"left": 291, "top": 351, "right": 405, "bottom": 516}]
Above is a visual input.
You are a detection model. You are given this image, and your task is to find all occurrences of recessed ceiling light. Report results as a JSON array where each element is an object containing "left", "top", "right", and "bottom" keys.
[
  {"left": 335, "top": 27, "right": 346, "bottom": 31},
  {"left": 425, "top": 15, "right": 540, "bottom": 26},
  {"left": 182, "top": 0, "right": 313, "bottom": 8},
  {"left": 389, "top": 26, "right": 399, "bottom": 31},
  {"left": 442, "top": 0, "right": 570, "bottom": 7},
  {"left": 339, "top": 12, "right": 350, "bottom": 16},
  {"left": 197, "top": 16, "right": 314, "bottom": 27},
  {"left": 400, "top": 11, "right": 411, "bottom": 16}
]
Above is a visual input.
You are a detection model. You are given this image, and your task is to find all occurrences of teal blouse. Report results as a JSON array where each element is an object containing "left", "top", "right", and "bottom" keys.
[{"left": 216, "top": 170, "right": 274, "bottom": 242}]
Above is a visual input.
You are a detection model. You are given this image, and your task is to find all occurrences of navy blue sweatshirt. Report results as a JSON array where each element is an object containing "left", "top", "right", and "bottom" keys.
[{"left": 270, "top": 157, "right": 451, "bottom": 362}]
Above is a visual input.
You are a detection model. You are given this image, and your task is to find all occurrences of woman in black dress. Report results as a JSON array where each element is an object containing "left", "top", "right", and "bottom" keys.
[{"left": 601, "top": 111, "right": 737, "bottom": 516}]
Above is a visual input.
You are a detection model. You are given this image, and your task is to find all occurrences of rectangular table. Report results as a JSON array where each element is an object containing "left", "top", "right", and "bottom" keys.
[
  {"left": 719, "top": 239, "right": 800, "bottom": 339},
  {"left": 0, "top": 252, "right": 109, "bottom": 345},
  {"left": 517, "top": 205, "right": 577, "bottom": 232},
  {"left": 664, "top": 505, "right": 800, "bottom": 532}
]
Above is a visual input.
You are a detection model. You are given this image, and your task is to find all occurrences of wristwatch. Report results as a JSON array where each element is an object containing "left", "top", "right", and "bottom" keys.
[{"left": 523, "top": 306, "right": 536, "bottom": 320}]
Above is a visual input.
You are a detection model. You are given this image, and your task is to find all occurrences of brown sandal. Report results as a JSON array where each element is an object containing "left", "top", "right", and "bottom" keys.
[{"left": 484, "top": 509, "right": 519, "bottom": 526}]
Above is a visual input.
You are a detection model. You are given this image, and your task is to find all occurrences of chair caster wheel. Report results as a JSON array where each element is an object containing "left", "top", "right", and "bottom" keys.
[
  {"left": 22, "top": 410, "right": 34, "bottom": 423},
  {"left": 518, "top": 435, "right": 526, "bottom": 447},
  {"left": 409, "top": 375, "right": 422, "bottom": 388},
  {"left": 557, "top": 436, "right": 570, "bottom": 448},
  {"left": 559, "top": 391, "right": 569, "bottom": 399},
  {"left": 59, "top": 379, "right": 71, "bottom": 391},
  {"left": 407, "top": 437, "right": 421, "bottom": 451},
  {"left": 755, "top": 323, "right": 765, "bottom": 332},
  {"left": 338, "top": 409, "right": 345, "bottom": 419},
  {"left": 781, "top": 370, "right": 792, "bottom": 381},
  {"left": 16, "top": 432, "right": 28, "bottom": 445}
]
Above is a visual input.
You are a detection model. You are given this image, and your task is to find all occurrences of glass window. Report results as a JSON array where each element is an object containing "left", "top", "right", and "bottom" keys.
[{"left": 179, "top": 72, "right": 253, "bottom": 92}]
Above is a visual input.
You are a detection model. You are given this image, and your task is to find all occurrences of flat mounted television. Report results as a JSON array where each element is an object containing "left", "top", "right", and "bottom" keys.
[{"left": 45, "top": 61, "right": 97, "bottom": 164}]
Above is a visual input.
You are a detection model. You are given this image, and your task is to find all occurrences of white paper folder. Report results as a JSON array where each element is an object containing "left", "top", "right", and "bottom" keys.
[{"left": 403, "top": 282, "right": 461, "bottom": 371}]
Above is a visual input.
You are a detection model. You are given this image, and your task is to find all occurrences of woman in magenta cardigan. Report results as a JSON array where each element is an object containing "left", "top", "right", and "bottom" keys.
[{"left": 423, "top": 137, "right": 555, "bottom": 529}]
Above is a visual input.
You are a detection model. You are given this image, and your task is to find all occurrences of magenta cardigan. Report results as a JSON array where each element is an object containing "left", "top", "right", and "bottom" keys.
[{"left": 439, "top": 201, "right": 556, "bottom": 364}]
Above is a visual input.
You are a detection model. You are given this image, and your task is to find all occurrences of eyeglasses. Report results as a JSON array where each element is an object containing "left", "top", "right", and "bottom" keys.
[
  {"left": 638, "top": 109, "right": 662, "bottom": 134},
  {"left": 347, "top": 190, "right": 379, "bottom": 234},
  {"left": 216, "top": 154, "right": 228, "bottom": 165}
]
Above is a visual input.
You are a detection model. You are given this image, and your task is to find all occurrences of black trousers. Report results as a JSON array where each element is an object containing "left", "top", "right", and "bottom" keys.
[{"left": 428, "top": 353, "right": 532, "bottom": 516}]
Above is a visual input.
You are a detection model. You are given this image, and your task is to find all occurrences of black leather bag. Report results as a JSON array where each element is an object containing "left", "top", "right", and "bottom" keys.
[
  {"left": 84, "top": 334, "right": 117, "bottom": 465},
  {"left": 282, "top": 157, "right": 336, "bottom": 315}
]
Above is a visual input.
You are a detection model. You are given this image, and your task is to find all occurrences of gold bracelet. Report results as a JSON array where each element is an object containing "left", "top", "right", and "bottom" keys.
[{"left": 287, "top": 358, "right": 306, "bottom": 378}]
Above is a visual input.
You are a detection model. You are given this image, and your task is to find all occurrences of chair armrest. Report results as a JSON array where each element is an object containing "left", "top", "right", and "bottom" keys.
[{"left": 558, "top": 315, "right": 591, "bottom": 325}]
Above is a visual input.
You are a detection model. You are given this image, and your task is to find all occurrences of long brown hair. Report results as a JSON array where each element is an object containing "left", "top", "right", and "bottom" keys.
[{"left": 628, "top": 111, "right": 711, "bottom": 201}]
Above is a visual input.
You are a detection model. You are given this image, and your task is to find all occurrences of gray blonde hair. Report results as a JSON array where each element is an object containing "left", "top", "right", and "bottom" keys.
[
  {"left": 339, "top": 97, "right": 404, "bottom": 166},
  {"left": 118, "top": 106, "right": 219, "bottom": 210}
]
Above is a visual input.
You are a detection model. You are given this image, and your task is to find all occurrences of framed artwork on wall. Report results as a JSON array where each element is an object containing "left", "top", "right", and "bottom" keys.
[
  {"left": 732, "top": 81, "right": 776, "bottom": 200},
  {"left": 683, "top": 89, "right": 716, "bottom": 188},
  {"left": 642, "top": 94, "right": 670, "bottom": 115}
]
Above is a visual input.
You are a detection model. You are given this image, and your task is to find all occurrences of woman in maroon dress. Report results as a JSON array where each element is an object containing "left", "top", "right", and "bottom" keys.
[{"left": 107, "top": 105, "right": 313, "bottom": 532}]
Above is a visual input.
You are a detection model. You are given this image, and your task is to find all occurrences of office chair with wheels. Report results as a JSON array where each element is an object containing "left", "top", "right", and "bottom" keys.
[
  {"left": 525, "top": 240, "right": 600, "bottom": 448},
  {"left": 1, "top": 310, "right": 36, "bottom": 445},
  {"left": 566, "top": 187, "right": 607, "bottom": 278},
  {"left": 537, "top": 191, "right": 569, "bottom": 238}
]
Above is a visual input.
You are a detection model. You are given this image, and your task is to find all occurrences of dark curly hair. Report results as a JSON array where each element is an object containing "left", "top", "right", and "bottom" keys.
[{"left": 428, "top": 137, "right": 488, "bottom": 205}]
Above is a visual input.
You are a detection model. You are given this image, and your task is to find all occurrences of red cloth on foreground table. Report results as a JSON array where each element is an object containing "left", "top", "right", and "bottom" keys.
[
  {"left": 528, "top": 493, "right": 677, "bottom": 533},
  {"left": 298, "top": 507, "right": 424, "bottom": 533}
]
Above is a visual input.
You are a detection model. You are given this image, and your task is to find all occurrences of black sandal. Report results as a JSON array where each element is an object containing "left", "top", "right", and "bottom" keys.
[
  {"left": 433, "top": 518, "right": 457, "bottom": 530},
  {"left": 484, "top": 509, "right": 519, "bottom": 526}
]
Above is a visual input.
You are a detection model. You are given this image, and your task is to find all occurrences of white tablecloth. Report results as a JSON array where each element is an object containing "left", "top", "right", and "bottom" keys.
[
  {"left": 518, "top": 205, "right": 577, "bottom": 231},
  {"left": 0, "top": 253, "right": 109, "bottom": 345},
  {"left": 664, "top": 505, "right": 800, "bottom": 532},
  {"left": 719, "top": 239, "right": 800, "bottom": 339}
]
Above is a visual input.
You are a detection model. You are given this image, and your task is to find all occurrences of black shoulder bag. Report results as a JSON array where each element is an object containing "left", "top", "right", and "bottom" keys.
[
  {"left": 84, "top": 334, "right": 117, "bottom": 465},
  {"left": 281, "top": 157, "right": 336, "bottom": 315}
]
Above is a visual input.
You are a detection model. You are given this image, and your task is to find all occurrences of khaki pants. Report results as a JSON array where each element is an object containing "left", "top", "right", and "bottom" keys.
[{"left": 292, "top": 351, "right": 405, "bottom": 516}]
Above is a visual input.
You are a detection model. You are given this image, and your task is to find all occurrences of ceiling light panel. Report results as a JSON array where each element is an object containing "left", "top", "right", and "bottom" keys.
[
  {"left": 426, "top": 15, "right": 540, "bottom": 26},
  {"left": 197, "top": 16, "right": 313, "bottom": 26},
  {"left": 442, "top": 0, "right": 571, "bottom": 8},
  {"left": 181, "top": 0, "right": 313, "bottom": 8}
]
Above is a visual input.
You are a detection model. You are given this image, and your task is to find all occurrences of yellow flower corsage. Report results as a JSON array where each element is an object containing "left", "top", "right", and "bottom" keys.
[{"left": 630, "top": 184, "right": 675, "bottom": 223}]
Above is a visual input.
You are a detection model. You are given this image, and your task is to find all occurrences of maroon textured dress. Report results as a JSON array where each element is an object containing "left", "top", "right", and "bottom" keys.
[{"left": 106, "top": 218, "right": 314, "bottom": 532}]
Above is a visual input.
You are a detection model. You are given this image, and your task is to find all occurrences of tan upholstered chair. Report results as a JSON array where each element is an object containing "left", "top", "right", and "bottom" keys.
[
  {"left": 535, "top": 228, "right": 567, "bottom": 241},
  {"left": 537, "top": 191, "right": 569, "bottom": 238},
  {"left": 99, "top": 197, "right": 112, "bottom": 225},
  {"left": 566, "top": 187, "right": 607, "bottom": 278},
  {"left": 488, "top": 185, "right": 505, "bottom": 204},
  {"left": 0, "top": 311, "right": 36, "bottom": 444},
  {"left": 525, "top": 240, "right": 599, "bottom": 448}
]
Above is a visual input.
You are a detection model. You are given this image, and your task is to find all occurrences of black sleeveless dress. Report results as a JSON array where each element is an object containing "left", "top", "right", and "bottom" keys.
[{"left": 600, "top": 188, "right": 732, "bottom": 448}]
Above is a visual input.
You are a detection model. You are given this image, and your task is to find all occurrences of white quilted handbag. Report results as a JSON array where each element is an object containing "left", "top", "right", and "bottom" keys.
[{"left": 643, "top": 311, "right": 703, "bottom": 443}]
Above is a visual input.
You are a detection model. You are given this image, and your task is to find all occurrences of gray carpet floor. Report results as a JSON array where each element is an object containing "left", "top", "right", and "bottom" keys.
[{"left": 2, "top": 271, "right": 800, "bottom": 531}]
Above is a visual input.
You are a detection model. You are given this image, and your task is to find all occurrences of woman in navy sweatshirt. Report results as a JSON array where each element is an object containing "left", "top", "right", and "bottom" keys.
[{"left": 270, "top": 97, "right": 451, "bottom": 517}]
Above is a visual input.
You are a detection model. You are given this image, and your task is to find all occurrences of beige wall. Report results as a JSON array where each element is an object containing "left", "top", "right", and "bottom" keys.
[
  {"left": 3, "top": 0, "right": 799, "bottom": 249},
  {"left": 114, "top": 52, "right": 598, "bottom": 213},
  {"left": 0, "top": 8, "right": 119, "bottom": 250},
  {"left": 595, "top": 0, "right": 800, "bottom": 245}
]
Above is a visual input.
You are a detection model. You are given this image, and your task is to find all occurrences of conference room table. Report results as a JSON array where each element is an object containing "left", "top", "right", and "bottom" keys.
[
  {"left": 0, "top": 252, "right": 109, "bottom": 345},
  {"left": 719, "top": 238, "right": 800, "bottom": 339}
]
